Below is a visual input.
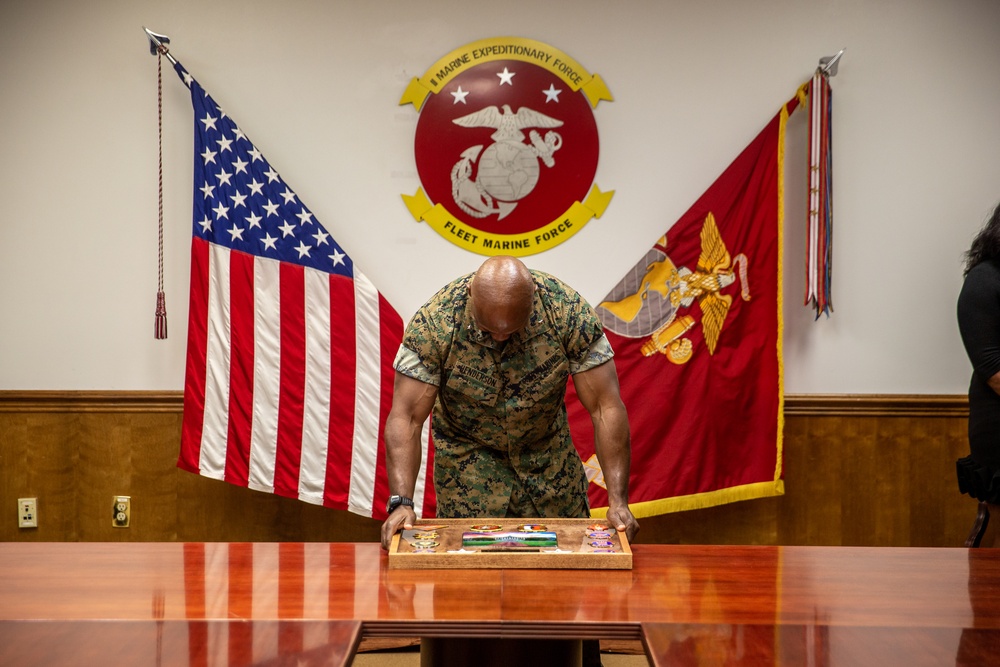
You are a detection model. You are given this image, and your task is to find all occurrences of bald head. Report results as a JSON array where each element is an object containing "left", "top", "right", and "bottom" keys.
[{"left": 469, "top": 256, "right": 536, "bottom": 341}]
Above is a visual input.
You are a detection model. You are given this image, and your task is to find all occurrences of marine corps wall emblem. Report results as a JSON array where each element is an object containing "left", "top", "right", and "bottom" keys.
[{"left": 400, "top": 37, "right": 614, "bottom": 256}]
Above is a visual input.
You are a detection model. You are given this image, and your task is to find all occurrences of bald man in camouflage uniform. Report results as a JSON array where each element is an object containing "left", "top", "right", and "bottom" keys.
[{"left": 380, "top": 256, "right": 638, "bottom": 546}]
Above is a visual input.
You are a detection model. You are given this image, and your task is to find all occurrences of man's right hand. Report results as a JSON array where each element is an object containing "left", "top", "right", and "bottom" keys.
[{"left": 380, "top": 506, "right": 417, "bottom": 550}]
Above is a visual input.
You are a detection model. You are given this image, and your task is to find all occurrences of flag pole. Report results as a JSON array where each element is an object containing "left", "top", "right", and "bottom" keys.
[
  {"left": 819, "top": 48, "right": 845, "bottom": 76},
  {"left": 143, "top": 26, "right": 177, "bottom": 65},
  {"left": 805, "top": 49, "right": 843, "bottom": 318}
]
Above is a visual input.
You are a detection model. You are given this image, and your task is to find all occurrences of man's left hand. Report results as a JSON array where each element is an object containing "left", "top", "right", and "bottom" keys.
[{"left": 605, "top": 504, "right": 639, "bottom": 543}]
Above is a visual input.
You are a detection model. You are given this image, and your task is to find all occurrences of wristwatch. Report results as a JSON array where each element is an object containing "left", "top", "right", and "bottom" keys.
[{"left": 386, "top": 495, "right": 414, "bottom": 514}]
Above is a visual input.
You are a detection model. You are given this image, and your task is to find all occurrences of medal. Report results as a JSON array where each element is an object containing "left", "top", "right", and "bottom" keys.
[
  {"left": 413, "top": 532, "right": 439, "bottom": 540},
  {"left": 414, "top": 540, "right": 440, "bottom": 548},
  {"left": 589, "top": 540, "right": 614, "bottom": 548},
  {"left": 469, "top": 524, "right": 503, "bottom": 532},
  {"left": 517, "top": 524, "right": 547, "bottom": 532},
  {"left": 587, "top": 531, "right": 613, "bottom": 539},
  {"left": 586, "top": 523, "right": 608, "bottom": 532}
]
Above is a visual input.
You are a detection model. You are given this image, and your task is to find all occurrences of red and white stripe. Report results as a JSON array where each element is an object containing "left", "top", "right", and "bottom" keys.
[{"left": 179, "top": 238, "right": 410, "bottom": 518}]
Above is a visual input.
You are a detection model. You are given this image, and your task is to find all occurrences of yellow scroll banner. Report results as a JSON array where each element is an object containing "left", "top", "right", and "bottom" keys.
[
  {"left": 400, "top": 36, "right": 613, "bottom": 111},
  {"left": 403, "top": 185, "right": 614, "bottom": 257}
]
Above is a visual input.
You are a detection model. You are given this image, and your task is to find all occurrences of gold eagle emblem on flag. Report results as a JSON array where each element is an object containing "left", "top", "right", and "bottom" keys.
[{"left": 597, "top": 213, "right": 750, "bottom": 364}]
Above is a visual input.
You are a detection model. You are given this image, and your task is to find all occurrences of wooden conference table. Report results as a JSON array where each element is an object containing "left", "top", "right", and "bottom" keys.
[{"left": 0, "top": 542, "right": 998, "bottom": 665}]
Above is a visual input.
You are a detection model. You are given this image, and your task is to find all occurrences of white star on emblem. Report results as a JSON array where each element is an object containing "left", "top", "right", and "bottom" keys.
[
  {"left": 232, "top": 128, "right": 246, "bottom": 142},
  {"left": 497, "top": 67, "right": 515, "bottom": 85},
  {"left": 263, "top": 167, "right": 280, "bottom": 183},
  {"left": 247, "top": 179, "right": 264, "bottom": 196},
  {"left": 262, "top": 200, "right": 280, "bottom": 217},
  {"left": 329, "top": 249, "right": 346, "bottom": 266},
  {"left": 260, "top": 233, "right": 278, "bottom": 251},
  {"left": 200, "top": 183, "right": 215, "bottom": 199},
  {"left": 280, "top": 188, "right": 296, "bottom": 204},
  {"left": 198, "top": 215, "right": 212, "bottom": 233},
  {"left": 231, "top": 191, "right": 247, "bottom": 208},
  {"left": 312, "top": 230, "right": 329, "bottom": 246},
  {"left": 232, "top": 157, "right": 249, "bottom": 174},
  {"left": 182, "top": 71, "right": 194, "bottom": 86},
  {"left": 200, "top": 113, "right": 217, "bottom": 130},
  {"left": 216, "top": 136, "right": 233, "bottom": 153},
  {"left": 543, "top": 84, "right": 562, "bottom": 103},
  {"left": 216, "top": 169, "right": 233, "bottom": 186},
  {"left": 451, "top": 86, "right": 469, "bottom": 104},
  {"left": 294, "top": 241, "right": 312, "bottom": 258},
  {"left": 278, "top": 220, "right": 296, "bottom": 237},
  {"left": 295, "top": 209, "right": 313, "bottom": 225},
  {"left": 246, "top": 212, "right": 263, "bottom": 229},
  {"left": 248, "top": 147, "right": 263, "bottom": 162},
  {"left": 228, "top": 224, "right": 244, "bottom": 241},
  {"left": 213, "top": 202, "right": 230, "bottom": 219},
  {"left": 201, "top": 148, "right": 217, "bottom": 164}
]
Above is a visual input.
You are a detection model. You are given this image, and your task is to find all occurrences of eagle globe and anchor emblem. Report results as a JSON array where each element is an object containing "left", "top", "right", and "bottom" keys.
[
  {"left": 400, "top": 37, "right": 616, "bottom": 256},
  {"left": 451, "top": 104, "right": 563, "bottom": 220}
]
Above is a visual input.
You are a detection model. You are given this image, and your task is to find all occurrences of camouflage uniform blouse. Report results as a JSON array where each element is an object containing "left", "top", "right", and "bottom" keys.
[{"left": 394, "top": 270, "right": 614, "bottom": 518}]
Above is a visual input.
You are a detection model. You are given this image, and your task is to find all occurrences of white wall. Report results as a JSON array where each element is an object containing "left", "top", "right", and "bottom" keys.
[{"left": 1, "top": 0, "right": 998, "bottom": 393}]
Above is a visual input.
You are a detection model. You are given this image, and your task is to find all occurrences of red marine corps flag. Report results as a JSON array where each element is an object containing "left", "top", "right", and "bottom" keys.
[{"left": 569, "top": 92, "right": 802, "bottom": 517}]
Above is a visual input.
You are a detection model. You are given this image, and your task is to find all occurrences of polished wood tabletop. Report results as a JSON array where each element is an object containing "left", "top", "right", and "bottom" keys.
[
  {"left": 1, "top": 542, "right": 997, "bottom": 664},
  {"left": 0, "top": 619, "right": 362, "bottom": 667}
]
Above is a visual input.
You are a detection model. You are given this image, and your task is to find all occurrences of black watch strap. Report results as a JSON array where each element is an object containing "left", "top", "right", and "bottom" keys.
[{"left": 386, "top": 495, "right": 414, "bottom": 514}]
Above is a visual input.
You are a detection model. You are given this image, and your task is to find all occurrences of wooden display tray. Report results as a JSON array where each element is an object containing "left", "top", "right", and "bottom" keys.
[{"left": 388, "top": 517, "right": 632, "bottom": 569}]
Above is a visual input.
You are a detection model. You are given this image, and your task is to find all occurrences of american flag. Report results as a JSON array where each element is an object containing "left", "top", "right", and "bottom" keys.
[{"left": 172, "top": 60, "right": 433, "bottom": 518}]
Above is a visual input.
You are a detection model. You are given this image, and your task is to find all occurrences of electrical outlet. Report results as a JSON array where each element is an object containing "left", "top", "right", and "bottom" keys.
[
  {"left": 18, "top": 497, "right": 37, "bottom": 528},
  {"left": 113, "top": 496, "right": 130, "bottom": 528}
]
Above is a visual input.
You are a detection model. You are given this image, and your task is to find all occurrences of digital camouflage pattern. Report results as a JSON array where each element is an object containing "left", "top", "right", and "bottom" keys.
[{"left": 394, "top": 270, "right": 613, "bottom": 518}]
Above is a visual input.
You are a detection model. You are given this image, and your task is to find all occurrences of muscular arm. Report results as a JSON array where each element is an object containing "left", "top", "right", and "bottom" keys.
[
  {"left": 572, "top": 359, "right": 639, "bottom": 542},
  {"left": 380, "top": 372, "right": 438, "bottom": 550}
]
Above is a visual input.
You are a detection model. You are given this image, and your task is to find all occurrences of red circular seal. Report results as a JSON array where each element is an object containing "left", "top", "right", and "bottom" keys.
[
  {"left": 400, "top": 37, "right": 615, "bottom": 256},
  {"left": 415, "top": 59, "right": 598, "bottom": 236}
]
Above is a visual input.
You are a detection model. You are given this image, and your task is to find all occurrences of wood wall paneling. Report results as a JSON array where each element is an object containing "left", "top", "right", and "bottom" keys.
[{"left": 0, "top": 392, "right": 974, "bottom": 546}]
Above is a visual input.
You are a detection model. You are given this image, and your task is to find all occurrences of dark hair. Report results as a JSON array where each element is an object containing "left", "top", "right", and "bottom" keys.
[{"left": 965, "top": 201, "right": 1000, "bottom": 277}]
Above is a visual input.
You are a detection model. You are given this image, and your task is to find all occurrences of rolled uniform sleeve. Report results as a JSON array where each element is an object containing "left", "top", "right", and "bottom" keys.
[
  {"left": 393, "top": 345, "right": 440, "bottom": 386},
  {"left": 569, "top": 334, "right": 615, "bottom": 375}
]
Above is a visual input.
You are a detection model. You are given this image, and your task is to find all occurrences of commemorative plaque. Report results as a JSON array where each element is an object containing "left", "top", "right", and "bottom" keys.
[{"left": 387, "top": 517, "right": 632, "bottom": 569}]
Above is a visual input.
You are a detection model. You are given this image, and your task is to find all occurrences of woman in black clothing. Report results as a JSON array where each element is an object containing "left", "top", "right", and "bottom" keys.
[{"left": 957, "top": 201, "right": 1000, "bottom": 546}]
